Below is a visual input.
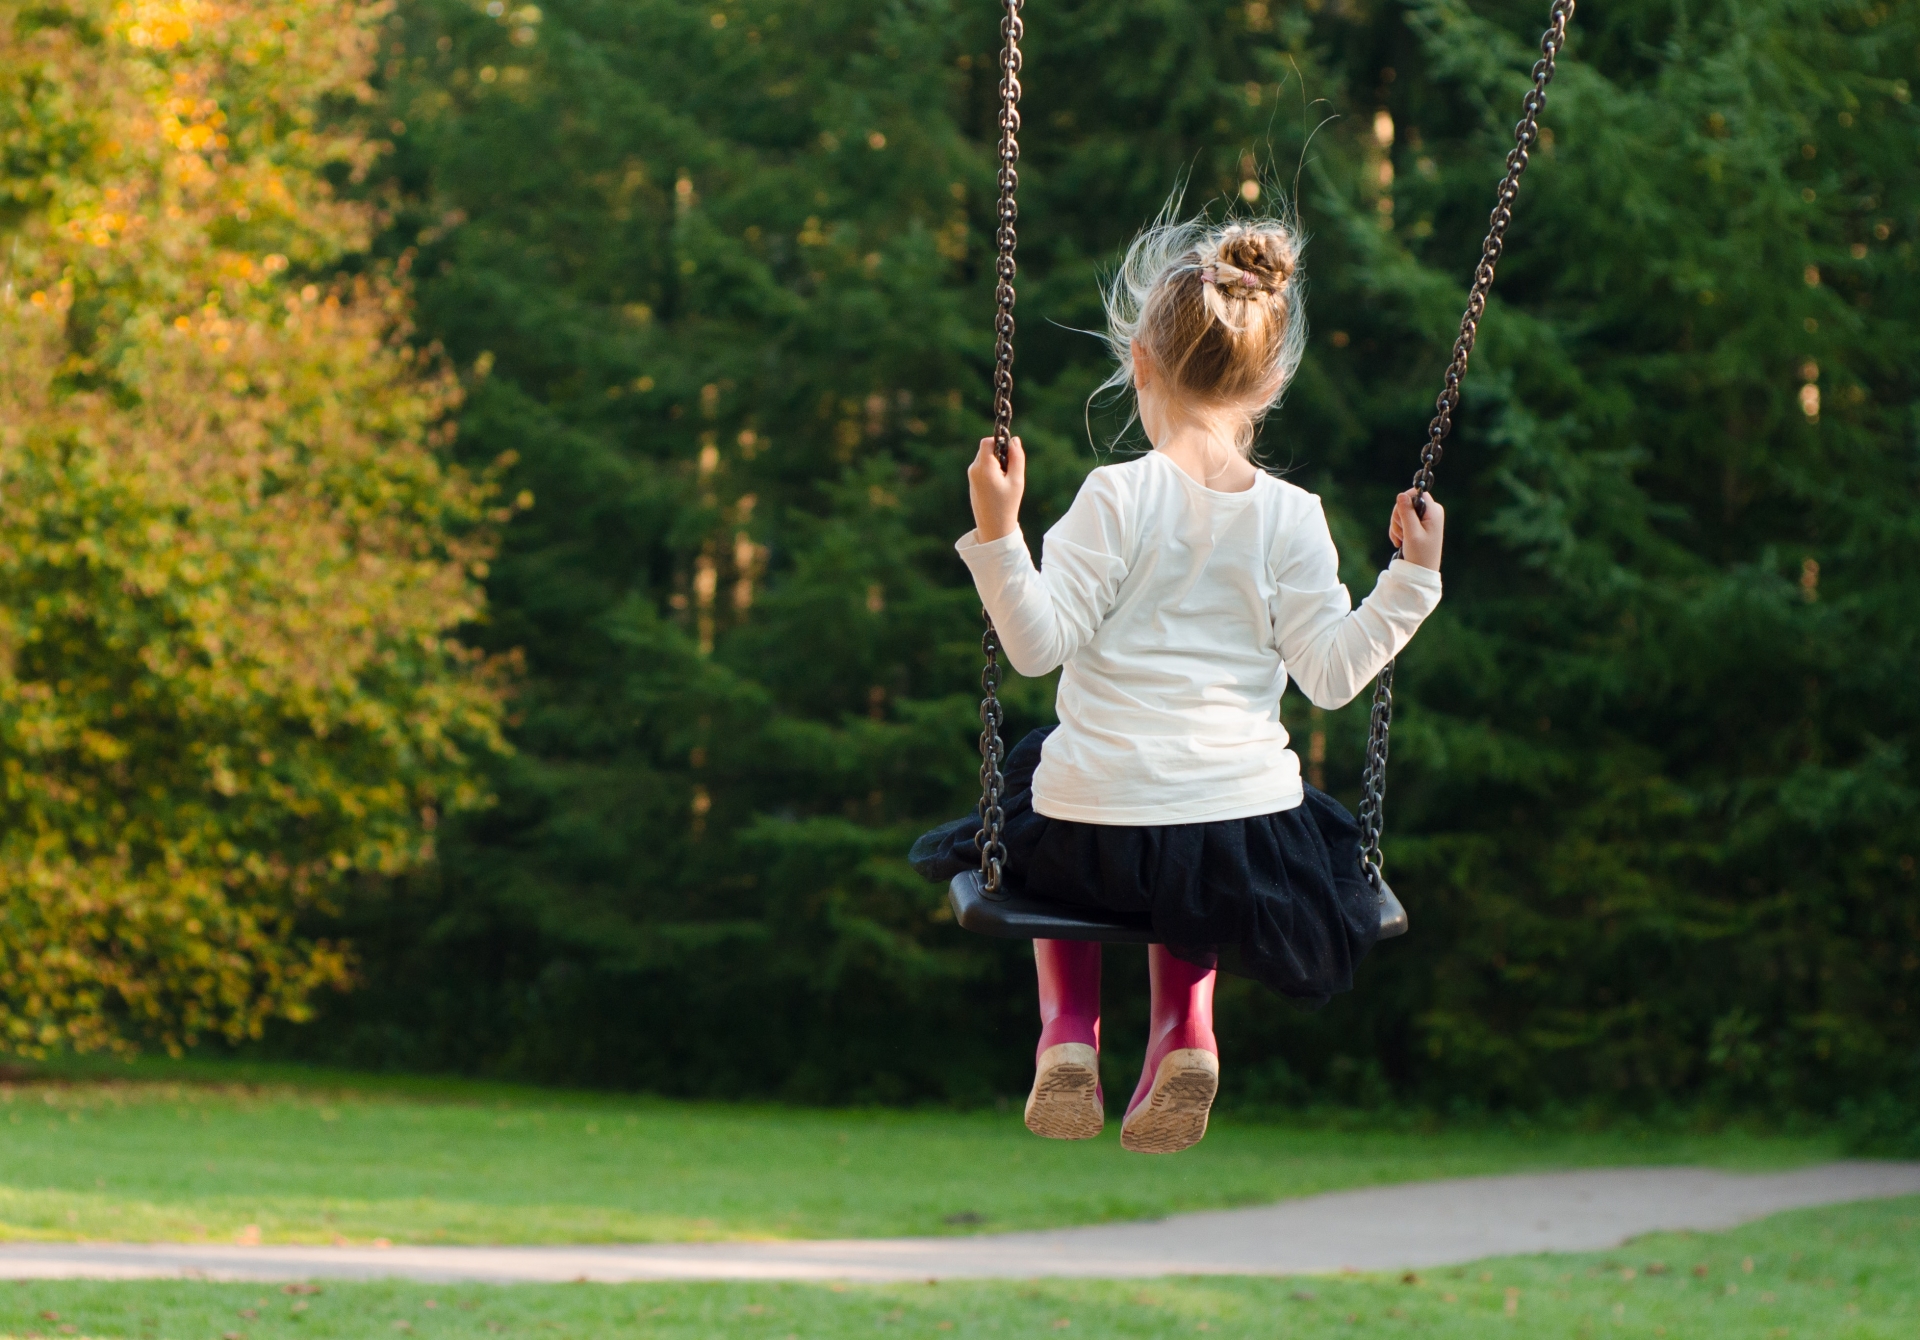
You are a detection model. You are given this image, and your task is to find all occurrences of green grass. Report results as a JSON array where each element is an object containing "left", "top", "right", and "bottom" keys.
[
  {"left": 0, "top": 1058, "right": 1840, "bottom": 1246},
  {"left": 4, "top": 1196, "right": 1915, "bottom": 1338}
]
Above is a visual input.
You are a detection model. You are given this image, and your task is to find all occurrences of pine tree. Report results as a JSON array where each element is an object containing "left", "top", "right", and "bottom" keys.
[{"left": 307, "top": 0, "right": 1917, "bottom": 1111}]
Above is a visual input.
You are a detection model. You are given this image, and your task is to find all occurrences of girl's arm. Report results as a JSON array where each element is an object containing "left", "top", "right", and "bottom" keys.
[
  {"left": 957, "top": 437, "right": 1129, "bottom": 678},
  {"left": 1270, "top": 491, "right": 1444, "bottom": 710}
]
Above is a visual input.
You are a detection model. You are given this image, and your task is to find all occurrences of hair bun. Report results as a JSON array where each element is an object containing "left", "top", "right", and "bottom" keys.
[
  {"left": 1098, "top": 202, "right": 1309, "bottom": 433},
  {"left": 1215, "top": 226, "right": 1298, "bottom": 286}
]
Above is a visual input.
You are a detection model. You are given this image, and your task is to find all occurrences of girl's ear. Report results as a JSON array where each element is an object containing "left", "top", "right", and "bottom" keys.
[{"left": 1132, "top": 339, "right": 1152, "bottom": 390}]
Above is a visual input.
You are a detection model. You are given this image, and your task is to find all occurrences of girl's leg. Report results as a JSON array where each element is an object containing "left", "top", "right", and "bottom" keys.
[
  {"left": 1121, "top": 944, "right": 1219, "bottom": 1154},
  {"left": 1034, "top": 938, "right": 1101, "bottom": 1056},
  {"left": 1139, "top": 942, "right": 1217, "bottom": 1066},
  {"left": 1025, "top": 939, "right": 1104, "bottom": 1140}
]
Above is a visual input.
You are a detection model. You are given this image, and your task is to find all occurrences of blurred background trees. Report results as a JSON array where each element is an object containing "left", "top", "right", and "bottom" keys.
[
  {"left": 0, "top": 0, "right": 506, "bottom": 1054},
  {"left": 4, "top": 0, "right": 1914, "bottom": 1117}
]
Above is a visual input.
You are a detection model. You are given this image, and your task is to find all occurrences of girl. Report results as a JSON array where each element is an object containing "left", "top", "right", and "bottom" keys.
[{"left": 911, "top": 214, "right": 1445, "bottom": 1154}]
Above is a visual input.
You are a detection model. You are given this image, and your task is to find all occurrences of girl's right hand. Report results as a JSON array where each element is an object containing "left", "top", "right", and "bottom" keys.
[
  {"left": 1390, "top": 488, "right": 1444, "bottom": 570},
  {"left": 968, "top": 435, "right": 1025, "bottom": 543}
]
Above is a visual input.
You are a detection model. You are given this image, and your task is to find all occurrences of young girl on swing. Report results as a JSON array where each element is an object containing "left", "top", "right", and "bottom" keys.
[{"left": 912, "top": 212, "right": 1446, "bottom": 1154}]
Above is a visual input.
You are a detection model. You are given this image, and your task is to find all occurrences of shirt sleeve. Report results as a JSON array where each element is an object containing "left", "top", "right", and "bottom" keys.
[
  {"left": 1269, "top": 497, "right": 1443, "bottom": 710},
  {"left": 954, "top": 467, "right": 1131, "bottom": 678}
]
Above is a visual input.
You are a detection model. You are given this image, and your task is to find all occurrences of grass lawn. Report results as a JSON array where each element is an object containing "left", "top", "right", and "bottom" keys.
[
  {"left": 1, "top": 1059, "right": 1842, "bottom": 1246},
  {"left": 2, "top": 1196, "right": 1914, "bottom": 1338}
]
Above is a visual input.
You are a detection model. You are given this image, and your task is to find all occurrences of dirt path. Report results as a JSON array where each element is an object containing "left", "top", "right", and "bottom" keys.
[{"left": 4, "top": 1163, "right": 1917, "bottom": 1283}]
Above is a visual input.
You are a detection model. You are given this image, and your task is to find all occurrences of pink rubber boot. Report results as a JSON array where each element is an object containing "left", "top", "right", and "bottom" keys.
[
  {"left": 1024, "top": 939, "right": 1104, "bottom": 1140},
  {"left": 1121, "top": 944, "right": 1219, "bottom": 1153}
]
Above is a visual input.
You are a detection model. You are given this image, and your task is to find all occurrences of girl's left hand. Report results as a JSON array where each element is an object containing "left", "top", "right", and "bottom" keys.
[{"left": 1389, "top": 488, "right": 1444, "bottom": 570}]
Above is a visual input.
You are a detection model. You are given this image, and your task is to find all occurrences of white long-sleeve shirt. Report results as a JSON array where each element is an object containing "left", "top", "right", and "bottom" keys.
[{"left": 956, "top": 449, "right": 1443, "bottom": 825}]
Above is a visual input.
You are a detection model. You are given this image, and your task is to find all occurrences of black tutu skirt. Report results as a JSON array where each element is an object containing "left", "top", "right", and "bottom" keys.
[{"left": 910, "top": 727, "right": 1381, "bottom": 1010}]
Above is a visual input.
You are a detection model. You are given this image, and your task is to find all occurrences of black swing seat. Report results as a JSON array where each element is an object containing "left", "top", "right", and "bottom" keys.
[
  {"left": 947, "top": 870, "right": 1409, "bottom": 943},
  {"left": 947, "top": 870, "right": 1156, "bottom": 943}
]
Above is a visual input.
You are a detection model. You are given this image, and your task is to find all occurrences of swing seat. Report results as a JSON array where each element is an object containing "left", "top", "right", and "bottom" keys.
[
  {"left": 947, "top": 870, "right": 1409, "bottom": 943},
  {"left": 947, "top": 870, "right": 1157, "bottom": 942}
]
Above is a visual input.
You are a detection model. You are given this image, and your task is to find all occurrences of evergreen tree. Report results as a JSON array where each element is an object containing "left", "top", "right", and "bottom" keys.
[{"left": 300, "top": 0, "right": 1917, "bottom": 1112}]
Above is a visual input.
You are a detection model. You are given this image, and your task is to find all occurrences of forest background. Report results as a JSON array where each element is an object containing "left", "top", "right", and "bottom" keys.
[{"left": 3, "top": 0, "right": 1916, "bottom": 1122}]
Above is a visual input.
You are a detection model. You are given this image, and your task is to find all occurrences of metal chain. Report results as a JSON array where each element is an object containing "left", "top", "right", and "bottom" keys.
[
  {"left": 976, "top": 0, "right": 1023, "bottom": 898},
  {"left": 1356, "top": 0, "right": 1575, "bottom": 897}
]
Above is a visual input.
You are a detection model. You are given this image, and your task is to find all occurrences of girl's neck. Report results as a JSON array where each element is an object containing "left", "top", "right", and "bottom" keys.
[{"left": 1144, "top": 410, "right": 1258, "bottom": 494}]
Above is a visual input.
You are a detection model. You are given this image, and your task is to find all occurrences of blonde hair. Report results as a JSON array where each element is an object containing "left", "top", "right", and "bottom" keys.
[{"left": 1098, "top": 205, "right": 1307, "bottom": 453}]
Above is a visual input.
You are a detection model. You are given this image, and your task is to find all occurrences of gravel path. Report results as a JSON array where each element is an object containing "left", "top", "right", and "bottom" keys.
[{"left": 4, "top": 1163, "right": 1917, "bottom": 1283}]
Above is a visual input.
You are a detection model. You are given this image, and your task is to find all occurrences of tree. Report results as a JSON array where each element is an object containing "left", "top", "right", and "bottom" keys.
[
  {"left": 309, "top": 0, "right": 1018, "bottom": 1096},
  {"left": 0, "top": 0, "right": 506, "bottom": 1055},
  {"left": 302, "top": 0, "right": 1916, "bottom": 1113}
]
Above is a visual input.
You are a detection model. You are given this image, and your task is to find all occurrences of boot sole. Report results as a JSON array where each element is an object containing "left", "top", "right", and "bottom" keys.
[
  {"left": 1120, "top": 1048, "right": 1219, "bottom": 1154},
  {"left": 1024, "top": 1043, "right": 1104, "bottom": 1140}
]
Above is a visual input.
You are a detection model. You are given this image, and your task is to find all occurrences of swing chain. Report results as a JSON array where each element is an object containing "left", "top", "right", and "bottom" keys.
[
  {"left": 977, "top": 0, "right": 1024, "bottom": 899},
  {"left": 991, "top": 0, "right": 1024, "bottom": 469},
  {"left": 1354, "top": 658, "right": 1398, "bottom": 896},
  {"left": 1356, "top": 0, "right": 1575, "bottom": 897},
  {"left": 978, "top": 611, "right": 1008, "bottom": 893},
  {"left": 1411, "top": 0, "right": 1574, "bottom": 503}
]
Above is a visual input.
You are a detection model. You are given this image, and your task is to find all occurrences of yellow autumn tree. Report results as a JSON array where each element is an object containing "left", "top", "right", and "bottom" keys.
[{"left": 0, "top": 0, "right": 507, "bottom": 1054}]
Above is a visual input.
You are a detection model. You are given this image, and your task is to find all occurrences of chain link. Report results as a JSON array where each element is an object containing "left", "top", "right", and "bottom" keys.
[
  {"left": 1356, "top": 0, "right": 1575, "bottom": 896},
  {"left": 976, "top": 0, "right": 1023, "bottom": 899}
]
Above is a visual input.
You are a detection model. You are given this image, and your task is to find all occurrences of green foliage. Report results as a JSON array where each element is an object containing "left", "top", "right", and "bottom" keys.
[
  {"left": 0, "top": 1, "right": 505, "bottom": 1056},
  {"left": 285, "top": 0, "right": 1918, "bottom": 1110},
  {"left": 1841, "top": 1092, "right": 1920, "bottom": 1157},
  {"left": 1334, "top": 0, "right": 1920, "bottom": 1108}
]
